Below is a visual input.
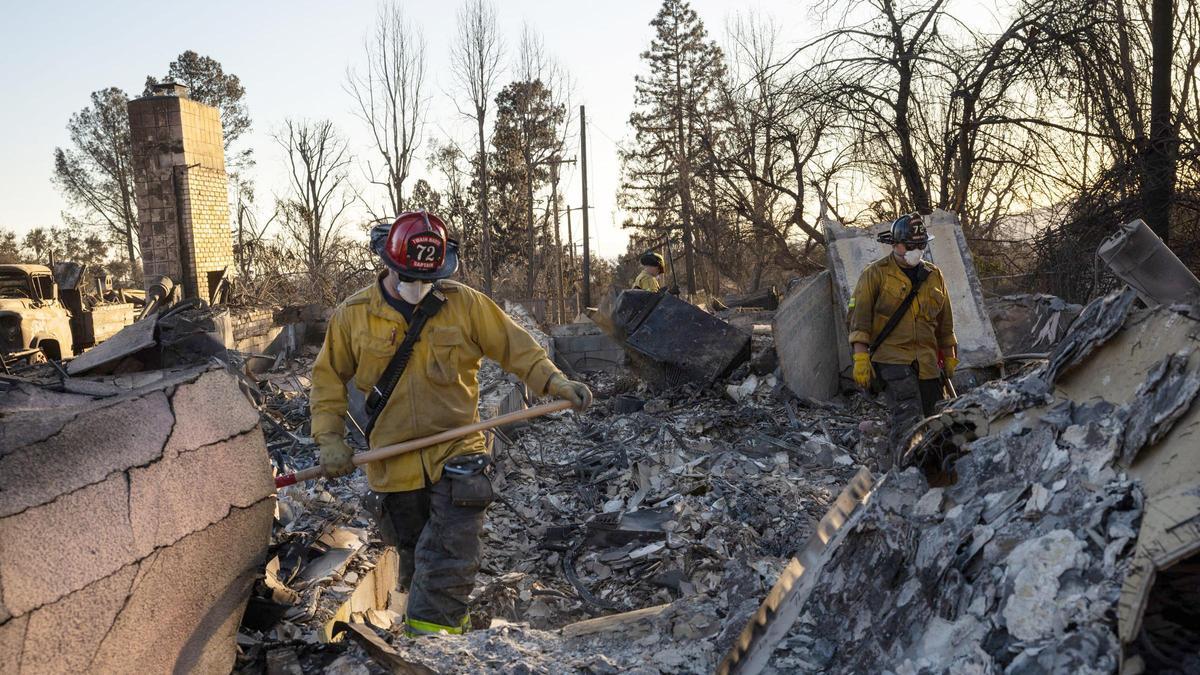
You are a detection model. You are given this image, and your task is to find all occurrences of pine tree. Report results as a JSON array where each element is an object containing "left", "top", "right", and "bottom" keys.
[
  {"left": 621, "top": 0, "right": 725, "bottom": 292},
  {"left": 490, "top": 79, "right": 565, "bottom": 295}
]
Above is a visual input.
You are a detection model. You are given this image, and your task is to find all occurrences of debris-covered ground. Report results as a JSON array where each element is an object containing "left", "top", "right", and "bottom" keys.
[
  {"left": 233, "top": 337, "right": 890, "bottom": 673},
  {"left": 227, "top": 289, "right": 1200, "bottom": 674},
  {"left": 771, "top": 291, "right": 1200, "bottom": 674}
]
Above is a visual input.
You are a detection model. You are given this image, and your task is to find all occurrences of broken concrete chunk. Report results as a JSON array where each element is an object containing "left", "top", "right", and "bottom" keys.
[
  {"left": 0, "top": 365, "right": 273, "bottom": 672},
  {"left": 1117, "top": 349, "right": 1200, "bottom": 465},
  {"left": 773, "top": 271, "right": 840, "bottom": 401},
  {"left": 1002, "top": 529, "right": 1087, "bottom": 641},
  {"left": 913, "top": 488, "right": 944, "bottom": 518},
  {"left": 1041, "top": 288, "right": 1138, "bottom": 385},
  {"left": 1099, "top": 218, "right": 1200, "bottom": 307},
  {"left": 602, "top": 290, "right": 750, "bottom": 387}
]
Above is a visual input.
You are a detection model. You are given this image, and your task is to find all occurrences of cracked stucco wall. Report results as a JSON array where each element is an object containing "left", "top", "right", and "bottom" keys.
[{"left": 0, "top": 367, "right": 274, "bottom": 674}]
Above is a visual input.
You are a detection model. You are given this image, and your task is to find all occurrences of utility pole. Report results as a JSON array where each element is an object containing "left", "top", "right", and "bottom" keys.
[
  {"left": 550, "top": 158, "right": 576, "bottom": 324},
  {"left": 580, "top": 105, "right": 592, "bottom": 308}
]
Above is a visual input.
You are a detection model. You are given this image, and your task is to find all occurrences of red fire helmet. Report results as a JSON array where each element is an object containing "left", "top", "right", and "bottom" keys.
[{"left": 371, "top": 211, "right": 460, "bottom": 280}]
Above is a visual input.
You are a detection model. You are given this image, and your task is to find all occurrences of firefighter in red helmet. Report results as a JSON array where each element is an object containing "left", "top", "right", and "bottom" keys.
[{"left": 310, "top": 211, "right": 591, "bottom": 635}]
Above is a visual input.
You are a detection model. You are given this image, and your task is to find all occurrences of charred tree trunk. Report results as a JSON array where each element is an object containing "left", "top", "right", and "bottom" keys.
[{"left": 1143, "top": 0, "right": 1176, "bottom": 243}]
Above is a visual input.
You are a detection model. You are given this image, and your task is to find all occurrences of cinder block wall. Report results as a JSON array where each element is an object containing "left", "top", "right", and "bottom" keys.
[{"left": 128, "top": 87, "right": 235, "bottom": 301}]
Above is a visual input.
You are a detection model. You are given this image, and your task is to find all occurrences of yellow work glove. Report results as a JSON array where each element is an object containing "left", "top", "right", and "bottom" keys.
[
  {"left": 853, "top": 352, "right": 873, "bottom": 389},
  {"left": 317, "top": 433, "right": 355, "bottom": 478},
  {"left": 547, "top": 373, "right": 593, "bottom": 411},
  {"left": 944, "top": 356, "right": 959, "bottom": 379}
]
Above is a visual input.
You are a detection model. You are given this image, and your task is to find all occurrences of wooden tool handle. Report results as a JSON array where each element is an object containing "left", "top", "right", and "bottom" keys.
[{"left": 274, "top": 399, "right": 573, "bottom": 489}]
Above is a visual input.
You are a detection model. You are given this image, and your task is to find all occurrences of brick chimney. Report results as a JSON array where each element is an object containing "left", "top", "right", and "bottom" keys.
[{"left": 128, "top": 83, "right": 234, "bottom": 301}]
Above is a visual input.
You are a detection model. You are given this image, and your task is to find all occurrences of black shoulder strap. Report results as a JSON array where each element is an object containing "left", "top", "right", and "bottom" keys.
[
  {"left": 868, "top": 266, "right": 929, "bottom": 356},
  {"left": 363, "top": 288, "right": 448, "bottom": 438}
]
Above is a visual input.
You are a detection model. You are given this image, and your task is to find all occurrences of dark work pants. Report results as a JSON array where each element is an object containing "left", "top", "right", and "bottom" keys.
[
  {"left": 371, "top": 478, "right": 487, "bottom": 629},
  {"left": 875, "top": 362, "right": 943, "bottom": 456}
]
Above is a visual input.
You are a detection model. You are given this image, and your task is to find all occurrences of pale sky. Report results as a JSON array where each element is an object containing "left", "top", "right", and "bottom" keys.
[{"left": 0, "top": 0, "right": 816, "bottom": 260}]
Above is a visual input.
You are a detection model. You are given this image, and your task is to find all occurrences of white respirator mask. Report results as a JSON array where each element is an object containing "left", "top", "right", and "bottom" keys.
[
  {"left": 903, "top": 248, "right": 925, "bottom": 267},
  {"left": 396, "top": 280, "right": 433, "bottom": 304}
]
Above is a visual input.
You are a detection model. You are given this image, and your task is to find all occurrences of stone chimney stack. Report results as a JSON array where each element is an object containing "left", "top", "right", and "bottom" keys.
[{"left": 128, "top": 83, "right": 235, "bottom": 301}]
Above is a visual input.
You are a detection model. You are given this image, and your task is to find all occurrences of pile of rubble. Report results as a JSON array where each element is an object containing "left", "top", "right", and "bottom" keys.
[
  {"left": 7, "top": 212, "right": 1198, "bottom": 673},
  {"left": 231, "top": 334, "right": 888, "bottom": 672},
  {"left": 765, "top": 290, "right": 1200, "bottom": 673},
  {"left": 231, "top": 288, "right": 1200, "bottom": 675}
]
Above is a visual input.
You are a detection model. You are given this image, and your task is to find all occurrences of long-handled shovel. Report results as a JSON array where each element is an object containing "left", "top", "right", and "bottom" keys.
[{"left": 274, "top": 400, "right": 573, "bottom": 489}]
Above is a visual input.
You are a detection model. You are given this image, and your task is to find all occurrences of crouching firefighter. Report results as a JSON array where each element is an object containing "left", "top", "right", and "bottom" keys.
[
  {"left": 309, "top": 211, "right": 593, "bottom": 635},
  {"left": 848, "top": 213, "right": 958, "bottom": 460}
]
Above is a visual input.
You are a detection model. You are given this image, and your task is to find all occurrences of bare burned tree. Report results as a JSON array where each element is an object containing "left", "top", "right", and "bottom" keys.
[
  {"left": 274, "top": 119, "right": 354, "bottom": 287},
  {"left": 709, "top": 14, "right": 836, "bottom": 284},
  {"left": 450, "top": 0, "right": 504, "bottom": 296},
  {"left": 347, "top": 1, "right": 428, "bottom": 218},
  {"left": 1021, "top": 0, "right": 1200, "bottom": 299},
  {"left": 807, "top": 0, "right": 948, "bottom": 215}
]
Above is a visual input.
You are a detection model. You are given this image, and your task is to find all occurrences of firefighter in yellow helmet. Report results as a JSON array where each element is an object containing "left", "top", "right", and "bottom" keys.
[
  {"left": 847, "top": 213, "right": 958, "bottom": 458},
  {"left": 309, "top": 211, "right": 591, "bottom": 636},
  {"left": 633, "top": 251, "right": 665, "bottom": 292}
]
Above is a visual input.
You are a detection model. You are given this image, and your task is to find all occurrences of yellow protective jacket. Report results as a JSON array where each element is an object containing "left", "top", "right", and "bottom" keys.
[
  {"left": 632, "top": 271, "right": 661, "bottom": 292},
  {"left": 847, "top": 254, "right": 957, "bottom": 379},
  {"left": 310, "top": 276, "right": 563, "bottom": 492}
]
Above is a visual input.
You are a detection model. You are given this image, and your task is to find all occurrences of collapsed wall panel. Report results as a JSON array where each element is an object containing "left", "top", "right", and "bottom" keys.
[
  {"left": 773, "top": 271, "right": 839, "bottom": 400},
  {"left": 0, "top": 367, "right": 274, "bottom": 673},
  {"left": 824, "top": 210, "right": 1002, "bottom": 388}
]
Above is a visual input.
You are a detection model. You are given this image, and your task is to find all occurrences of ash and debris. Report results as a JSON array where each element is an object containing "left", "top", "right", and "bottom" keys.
[
  {"left": 769, "top": 290, "right": 1198, "bottom": 674},
  {"left": 227, "top": 289, "right": 1200, "bottom": 674},
  {"left": 232, "top": 315, "right": 892, "bottom": 673}
]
